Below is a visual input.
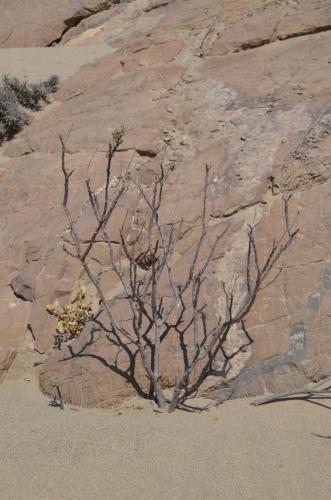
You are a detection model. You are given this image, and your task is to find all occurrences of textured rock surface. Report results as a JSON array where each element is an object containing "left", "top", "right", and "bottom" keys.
[
  {"left": 1, "top": 0, "right": 331, "bottom": 406},
  {"left": 0, "top": 0, "right": 116, "bottom": 48}
]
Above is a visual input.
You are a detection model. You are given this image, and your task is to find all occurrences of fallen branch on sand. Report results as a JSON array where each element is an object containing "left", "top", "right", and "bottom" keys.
[{"left": 251, "top": 375, "right": 331, "bottom": 406}]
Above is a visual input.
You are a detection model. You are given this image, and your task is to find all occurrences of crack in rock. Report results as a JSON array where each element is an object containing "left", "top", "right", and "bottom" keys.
[
  {"left": 234, "top": 23, "right": 331, "bottom": 54},
  {"left": 48, "top": 1, "right": 119, "bottom": 46},
  {"left": 211, "top": 200, "right": 264, "bottom": 219}
]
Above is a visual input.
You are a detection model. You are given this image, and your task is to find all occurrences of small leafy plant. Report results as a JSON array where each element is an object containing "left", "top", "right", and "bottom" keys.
[
  {"left": 47, "top": 287, "right": 93, "bottom": 349},
  {"left": 49, "top": 377, "right": 64, "bottom": 410}
]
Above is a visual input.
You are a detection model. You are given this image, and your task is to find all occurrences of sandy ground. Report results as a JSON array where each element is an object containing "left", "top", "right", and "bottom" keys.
[
  {"left": 0, "top": 378, "right": 330, "bottom": 500},
  {"left": 0, "top": 44, "right": 113, "bottom": 82}
]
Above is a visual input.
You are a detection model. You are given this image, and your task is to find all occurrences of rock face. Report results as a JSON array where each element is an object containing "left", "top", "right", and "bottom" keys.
[
  {"left": 1, "top": 0, "right": 331, "bottom": 406},
  {"left": 0, "top": 0, "right": 116, "bottom": 48}
]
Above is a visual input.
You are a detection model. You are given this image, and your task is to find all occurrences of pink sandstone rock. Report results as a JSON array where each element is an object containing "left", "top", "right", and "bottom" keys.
[
  {"left": 0, "top": 0, "right": 116, "bottom": 48},
  {"left": 1, "top": 0, "right": 331, "bottom": 405}
]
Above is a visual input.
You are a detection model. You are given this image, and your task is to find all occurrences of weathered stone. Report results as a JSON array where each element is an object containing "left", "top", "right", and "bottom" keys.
[
  {"left": 211, "top": 0, "right": 331, "bottom": 56},
  {"left": 0, "top": 1, "right": 116, "bottom": 48},
  {"left": 0, "top": 348, "right": 17, "bottom": 382},
  {"left": 0, "top": 287, "right": 32, "bottom": 363},
  {"left": 1, "top": 0, "right": 331, "bottom": 404}
]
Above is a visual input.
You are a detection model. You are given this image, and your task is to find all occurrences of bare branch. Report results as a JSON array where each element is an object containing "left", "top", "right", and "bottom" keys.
[
  {"left": 252, "top": 378, "right": 331, "bottom": 406},
  {"left": 59, "top": 131, "right": 299, "bottom": 412}
]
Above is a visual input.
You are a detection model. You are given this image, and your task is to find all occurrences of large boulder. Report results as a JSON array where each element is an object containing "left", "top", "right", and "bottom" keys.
[{"left": 1, "top": 0, "right": 331, "bottom": 405}]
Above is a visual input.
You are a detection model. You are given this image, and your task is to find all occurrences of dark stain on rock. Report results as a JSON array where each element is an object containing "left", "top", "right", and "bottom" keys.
[
  {"left": 223, "top": 324, "right": 308, "bottom": 398},
  {"left": 307, "top": 292, "right": 320, "bottom": 311},
  {"left": 288, "top": 324, "right": 307, "bottom": 357},
  {"left": 324, "top": 269, "right": 331, "bottom": 289}
]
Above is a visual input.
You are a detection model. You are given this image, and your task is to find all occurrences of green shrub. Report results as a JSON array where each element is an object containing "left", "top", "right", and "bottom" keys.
[{"left": 0, "top": 74, "right": 59, "bottom": 144}]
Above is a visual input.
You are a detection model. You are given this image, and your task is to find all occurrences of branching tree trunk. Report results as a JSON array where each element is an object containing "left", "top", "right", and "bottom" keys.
[{"left": 59, "top": 129, "right": 298, "bottom": 412}]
